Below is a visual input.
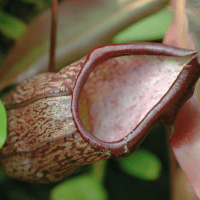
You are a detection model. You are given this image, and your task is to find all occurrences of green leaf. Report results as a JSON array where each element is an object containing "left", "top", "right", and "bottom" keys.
[
  {"left": 0, "top": 169, "right": 7, "bottom": 183},
  {"left": 0, "top": 100, "right": 7, "bottom": 149},
  {"left": 112, "top": 8, "right": 173, "bottom": 43},
  {"left": 51, "top": 175, "right": 108, "bottom": 200},
  {"left": 0, "top": 10, "right": 27, "bottom": 39},
  {"left": 118, "top": 148, "right": 162, "bottom": 181}
]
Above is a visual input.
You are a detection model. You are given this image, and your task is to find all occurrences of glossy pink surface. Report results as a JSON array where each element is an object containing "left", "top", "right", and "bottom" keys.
[{"left": 171, "top": 83, "right": 200, "bottom": 197}]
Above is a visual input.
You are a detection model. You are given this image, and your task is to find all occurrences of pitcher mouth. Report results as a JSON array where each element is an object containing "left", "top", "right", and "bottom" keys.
[{"left": 71, "top": 42, "right": 200, "bottom": 157}]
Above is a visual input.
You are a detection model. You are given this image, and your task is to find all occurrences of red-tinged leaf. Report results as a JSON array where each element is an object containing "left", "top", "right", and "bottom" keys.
[
  {"left": 164, "top": 0, "right": 200, "bottom": 198},
  {"left": 163, "top": 0, "right": 195, "bottom": 49},
  {"left": 170, "top": 84, "right": 200, "bottom": 198},
  {"left": 186, "top": 0, "right": 200, "bottom": 61},
  {"left": 0, "top": 0, "right": 169, "bottom": 91}
]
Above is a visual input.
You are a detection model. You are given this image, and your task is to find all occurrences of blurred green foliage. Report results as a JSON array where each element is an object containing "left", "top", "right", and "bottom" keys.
[
  {"left": 112, "top": 8, "right": 173, "bottom": 43},
  {"left": 0, "top": 1, "right": 171, "bottom": 199},
  {"left": 0, "top": 0, "right": 62, "bottom": 61},
  {"left": 118, "top": 148, "right": 162, "bottom": 181},
  {"left": 51, "top": 175, "right": 108, "bottom": 200},
  {"left": 0, "top": 100, "right": 6, "bottom": 149},
  {"left": 0, "top": 10, "right": 27, "bottom": 39}
]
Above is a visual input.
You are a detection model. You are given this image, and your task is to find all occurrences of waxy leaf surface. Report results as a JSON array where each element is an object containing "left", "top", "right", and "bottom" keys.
[
  {"left": 164, "top": 0, "right": 200, "bottom": 198},
  {"left": 171, "top": 85, "right": 200, "bottom": 198}
]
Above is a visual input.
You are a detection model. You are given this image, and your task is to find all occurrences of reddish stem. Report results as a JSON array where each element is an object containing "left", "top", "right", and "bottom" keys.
[{"left": 49, "top": 0, "right": 58, "bottom": 72}]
